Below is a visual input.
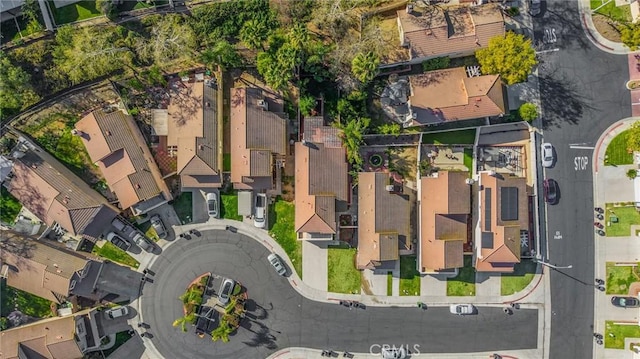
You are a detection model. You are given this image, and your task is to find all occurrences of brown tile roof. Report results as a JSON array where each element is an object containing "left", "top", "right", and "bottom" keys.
[
  {"left": 420, "top": 171, "right": 470, "bottom": 272},
  {"left": 398, "top": 4, "right": 504, "bottom": 60},
  {"left": 476, "top": 172, "right": 528, "bottom": 272},
  {"left": 230, "top": 87, "right": 287, "bottom": 190},
  {"left": 294, "top": 140, "right": 348, "bottom": 235},
  {"left": 357, "top": 172, "right": 409, "bottom": 269},
  {"left": 409, "top": 67, "right": 505, "bottom": 125},
  {"left": 167, "top": 82, "right": 220, "bottom": 188},
  {"left": 6, "top": 145, "right": 118, "bottom": 239},
  {"left": 302, "top": 117, "right": 342, "bottom": 148},
  {"left": 0, "top": 313, "right": 83, "bottom": 359},
  {"left": 75, "top": 110, "right": 172, "bottom": 210},
  {"left": 0, "top": 231, "right": 90, "bottom": 303}
]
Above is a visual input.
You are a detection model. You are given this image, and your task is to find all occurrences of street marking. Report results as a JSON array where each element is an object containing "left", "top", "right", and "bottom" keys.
[
  {"left": 543, "top": 28, "right": 557, "bottom": 44},
  {"left": 575, "top": 156, "right": 589, "bottom": 170},
  {"left": 569, "top": 145, "right": 595, "bottom": 149},
  {"left": 536, "top": 48, "right": 560, "bottom": 54},
  {"left": 554, "top": 231, "right": 563, "bottom": 240}
]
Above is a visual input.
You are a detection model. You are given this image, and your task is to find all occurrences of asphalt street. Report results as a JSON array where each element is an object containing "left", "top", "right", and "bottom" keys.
[
  {"left": 141, "top": 230, "right": 538, "bottom": 359},
  {"left": 532, "top": 1, "right": 631, "bottom": 358}
]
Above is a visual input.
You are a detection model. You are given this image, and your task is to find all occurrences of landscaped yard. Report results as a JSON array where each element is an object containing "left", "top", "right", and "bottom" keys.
[
  {"left": 501, "top": 260, "right": 538, "bottom": 296},
  {"left": 590, "top": 0, "right": 632, "bottom": 23},
  {"left": 0, "top": 187, "right": 22, "bottom": 224},
  {"left": 604, "top": 130, "right": 634, "bottom": 166},
  {"left": 1, "top": 285, "right": 54, "bottom": 318},
  {"left": 92, "top": 242, "right": 140, "bottom": 269},
  {"left": 606, "top": 206, "right": 640, "bottom": 236},
  {"left": 605, "top": 320, "right": 640, "bottom": 349},
  {"left": 172, "top": 192, "right": 192, "bottom": 224},
  {"left": 399, "top": 256, "right": 421, "bottom": 296},
  {"left": 51, "top": 0, "right": 103, "bottom": 25},
  {"left": 606, "top": 262, "right": 640, "bottom": 294},
  {"left": 447, "top": 256, "right": 476, "bottom": 296},
  {"left": 327, "top": 244, "right": 361, "bottom": 294},
  {"left": 221, "top": 193, "right": 243, "bottom": 221},
  {"left": 421, "top": 129, "right": 476, "bottom": 145},
  {"left": 268, "top": 200, "right": 302, "bottom": 277}
]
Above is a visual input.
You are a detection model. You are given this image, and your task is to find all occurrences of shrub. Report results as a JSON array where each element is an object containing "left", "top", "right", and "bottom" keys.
[
  {"left": 627, "top": 169, "right": 638, "bottom": 179},
  {"left": 518, "top": 103, "right": 538, "bottom": 122},
  {"left": 299, "top": 95, "right": 316, "bottom": 116},
  {"left": 422, "top": 56, "right": 450, "bottom": 72},
  {"left": 506, "top": 7, "right": 520, "bottom": 17}
]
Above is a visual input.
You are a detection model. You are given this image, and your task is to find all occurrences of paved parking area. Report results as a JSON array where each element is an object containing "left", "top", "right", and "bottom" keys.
[
  {"left": 97, "top": 306, "right": 136, "bottom": 337},
  {"left": 302, "top": 241, "right": 328, "bottom": 291}
]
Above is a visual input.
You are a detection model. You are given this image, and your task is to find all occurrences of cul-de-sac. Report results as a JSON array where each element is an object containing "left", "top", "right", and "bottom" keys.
[{"left": 2, "top": 0, "right": 640, "bottom": 358}]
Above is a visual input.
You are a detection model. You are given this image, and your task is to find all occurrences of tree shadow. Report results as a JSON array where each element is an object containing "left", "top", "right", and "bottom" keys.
[{"left": 538, "top": 69, "right": 595, "bottom": 129}]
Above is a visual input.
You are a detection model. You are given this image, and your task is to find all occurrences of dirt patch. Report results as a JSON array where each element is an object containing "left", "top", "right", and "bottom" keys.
[
  {"left": 592, "top": 14, "right": 623, "bottom": 43},
  {"left": 388, "top": 146, "right": 418, "bottom": 182}
]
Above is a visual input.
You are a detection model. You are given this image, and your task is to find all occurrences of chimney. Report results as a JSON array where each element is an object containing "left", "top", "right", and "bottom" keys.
[
  {"left": 135, "top": 183, "right": 141, "bottom": 189},
  {"left": 406, "top": 3, "right": 414, "bottom": 14},
  {"left": 257, "top": 99, "right": 268, "bottom": 111},
  {"left": 106, "top": 130, "right": 112, "bottom": 136}
]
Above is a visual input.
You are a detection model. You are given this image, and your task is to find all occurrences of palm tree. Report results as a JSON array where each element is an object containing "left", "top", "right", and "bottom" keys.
[
  {"left": 240, "top": 20, "right": 268, "bottom": 50},
  {"left": 351, "top": 51, "right": 380, "bottom": 85},
  {"left": 333, "top": 117, "right": 370, "bottom": 169},
  {"left": 172, "top": 313, "right": 196, "bottom": 332},
  {"left": 211, "top": 319, "right": 233, "bottom": 343}
]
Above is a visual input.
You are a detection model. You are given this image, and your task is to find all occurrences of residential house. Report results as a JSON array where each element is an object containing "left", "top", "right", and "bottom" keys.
[
  {"left": 295, "top": 117, "right": 349, "bottom": 240},
  {"left": 0, "top": 308, "right": 104, "bottom": 359},
  {"left": 3, "top": 137, "right": 119, "bottom": 247},
  {"left": 475, "top": 171, "right": 528, "bottom": 272},
  {"left": 395, "top": 3, "right": 504, "bottom": 65},
  {"left": 356, "top": 172, "right": 410, "bottom": 270},
  {"left": 160, "top": 81, "right": 221, "bottom": 190},
  {"left": 0, "top": 231, "right": 144, "bottom": 304},
  {"left": 230, "top": 87, "right": 287, "bottom": 192},
  {"left": 75, "top": 109, "right": 172, "bottom": 215},
  {"left": 419, "top": 171, "right": 470, "bottom": 273},
  {"left": 407, "top": 67, "right": 506, "bottom": 126}
]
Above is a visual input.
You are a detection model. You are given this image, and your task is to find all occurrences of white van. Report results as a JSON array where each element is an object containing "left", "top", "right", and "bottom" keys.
[{"left": 254, "top": 193, "right": 267, "bottom": 228}]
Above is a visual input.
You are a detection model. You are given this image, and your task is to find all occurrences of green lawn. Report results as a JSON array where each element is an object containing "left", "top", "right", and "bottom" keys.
[
  {"left": 605, "top": 321, "right": 640, "bottom": 349},
  {"left": 268, "top": 200, "right": 302, "bottom": 277},
  {"left": 421, "top": 129, "right": 476, "bottom": 145},
  {"left": 92, "top": 242, "right": 140, "bottom": 269},
  {"left": 606, "top": 206, "right": 640, "bottom": 236},
  {"left": 501, "top": 260, "right": 538, "bottom": 296},
  {"left": 223, "top": 153, "right": 231, "bottom": 171},
  {"left": 447, "top": 256, "right": 476, "bottom": 296},
  {"left": 399, "top": 256, "right": 421, "bottom": 296},
  {"left": 591, "top": 0, "right": 632, "bottom": 22},
  {"left": 606, "top": 262, "right": 640, "bottom": 294},
  {"left": 172, "top": 192, "right": 192, "bottom": 224},
  {"left": 327, "top": 244, "right": 361, "bottom": 294},
  {"left": 463, "top": 148, "right": 473, "bottom": 175},
  {"left": 604, "top": 130, "right": 634, "bottom": 166},
  {"left": 1, "top": 285, "right": 54, "bottom": 318},
  {"left": 51, "top": 0, "right": 103, "bottom": 25},
  {"left": 0, "top": 187, "right": 22, "bottom": 224},
  {"left": 221, "top": 194, "right": 242, "bottom": 221},
  {"left": 387, "top": 272, "right": 393, "bottom": 296}
]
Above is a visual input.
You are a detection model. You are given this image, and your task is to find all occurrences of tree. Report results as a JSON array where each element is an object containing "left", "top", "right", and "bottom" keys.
[
  {"left": 351, "top": 51, "right": 379, "bottom": 85},
  {"left": 0, "top": 51, "right": 39, "bottom": 118},
  {"left": 627, "top": 169, "right": 638, "bottom": 179},
  {"left": 21, "top": 0, "right": 42, "bottom": 33},
  {"left": 172, "top": 313, "right": 196, "bottom": 332},
  {"left": 518, "top": 103, "right": 538, "bottom": 122},
  {"left": 211, "top": 318, "right": 233, "bottom": 342},
  {"left": 333, "top": 117, "right": 370, "bottom": 170},
  {"left": 621, "top": 23, "right": 640, "bottom": 51},
  {"left": 476, "top": 32, "right": 537, "bottom": 85},
  {"left": 628, "top": 121, "right": 640, "bottom": 152},
  {"left": 299, "top": 95, "right": 317, "bottom": 116},
  {"left": 377, "top": 122, "right": 401, "bottom": 135},
  {"left": 96, "top": 0, "right": 114, "bottom": 17},
  {"left": 201, "top": 40, "right": 242, "bottom": 69},
  {"left": 240, "top": 19, "right": 268, "bottom": 50},
  {"left": 136, "top": 14, "right": 196, "bottom": 66}
]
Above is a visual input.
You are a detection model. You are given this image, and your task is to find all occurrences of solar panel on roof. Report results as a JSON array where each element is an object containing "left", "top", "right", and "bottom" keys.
[
  {"left": 484, "top": 188, "right": 491, "bottom": 231},
  {"left": 501, "top": 187, "right": 519, "bottom": 221}
]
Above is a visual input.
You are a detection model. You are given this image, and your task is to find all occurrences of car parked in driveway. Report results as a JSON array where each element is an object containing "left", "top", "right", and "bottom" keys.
[
  {"left": 132, "top": 233, "right": 153, "bottom": 252},
  {"left": 267, "top": 253, "right": 287, "bottom": 276},
  {"left": 611, "top": 296, "right": 640, "bottom": 308},
  {"left": 541, "top": 142, "right": 554, "bottom": 168},
  {"left": 106, "top": 232, "right": 131, "bottom": 251},
  {"left": 218, "top": 278, "right": 236, "bottom": 305},
  {"left": 449, "top": 304, "right": 476, "bottom": 315},
  {"left": 206, "top": 192, "right": 219, "bottom": 218},
  {"left": 529, "top": 0, "right": 541, "bottom": 16},
  {"left": 150, "top": 215, "right": 167, "bottom": 239},
  {"left": 543, "top": 178, "right": 559, "bottom": 204},
  {"left": 254, "top": 193, "right": 267, "bottom": 228},
  {"left": 105, "top": 306, "right": 129, "bottom": 319}
]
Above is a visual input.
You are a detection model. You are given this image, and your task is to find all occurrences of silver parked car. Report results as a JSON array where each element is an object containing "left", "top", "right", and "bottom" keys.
[
  {"left": 105, "top": 306, "right": 129, "bottom": 319},
  {"left": 541, "top": 142, "right": 554, "bottom": 168},
  {"left": 132, "top": 233, "right": 153, "bottom": 252},
  {"left": 449, "top": 304, "right": 476, "bottom": 315},
  {"left": 267, "top": 253, "right": 287, "bottom": 276},
  {"left": 206, "top": 192, "right": 219, "bottom": 218},
  {"left": 150, "top": 215, "right": 167, "bottom": 239},
  {"left": 218, "top": 278, "right": 236, "bottom": 305}
]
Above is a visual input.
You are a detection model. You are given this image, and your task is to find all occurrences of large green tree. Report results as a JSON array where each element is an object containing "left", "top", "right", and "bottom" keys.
[
  {"left": 0, "top": 51, "right": 39, "bottom": 119},
  {"left": 333, "top": 116, "right": 370, "bottom": 170},
  {"left": 476, "top": 32, "right": 537, "bottom": 85},
  {"left": 621, "top": 23, "right": 640, "bottom": 51},
  {"left": 201, "top": 40, "right": 242, "bottom": 69},
  {"left": 240, "top": 19, "right": 269, "bottom": 50},
  {"left": 351, "top": 51, "right": 379, "bottom": 85}
]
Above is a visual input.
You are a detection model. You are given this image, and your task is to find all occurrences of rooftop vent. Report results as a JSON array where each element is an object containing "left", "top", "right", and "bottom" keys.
[
  {"left": 258, "top": 99, "right": 268, "bottom": 111},
  {"left": 106, "top": 130, "right": 112, "bottom": 136},
  {"left": 71, "top": 129, "right": 81, "bottom": 136},
  {"left": 406, "top": 3, "right": 414, "bottom": 14},
  {"left": 135, "top": 183, "right": 141, "bottom": 189}
]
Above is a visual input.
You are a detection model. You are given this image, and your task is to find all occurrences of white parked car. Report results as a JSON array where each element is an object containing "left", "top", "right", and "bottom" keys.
[
  {"left": 206, "top": 192, "right": 219, "bottom": 218},
  {"left": 218, "top": 278, "right": 236, "bottom": 305},
  {"left": 105, "top": 306, "right": 129, "bottom": 319},
  {"left": 254, "top": 193, "right": 267, "bottom": 228},
  {"left": 449, "top": 304, "right": 476, "bottom": 315},
  {"left": 541, "top": 142, "right": 554, "bottom": 168},
  {"left": 267, "top": 253, "right": 287, "bottom": 276}
]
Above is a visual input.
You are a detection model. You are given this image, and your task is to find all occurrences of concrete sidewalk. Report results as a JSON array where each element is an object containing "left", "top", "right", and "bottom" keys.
[{"left": 578, "top": 0, "right": 631, "bottom": 54}]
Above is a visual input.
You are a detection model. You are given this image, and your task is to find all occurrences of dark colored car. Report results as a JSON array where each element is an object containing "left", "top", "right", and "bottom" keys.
[
  {"left": 611, "top": 296, "right": 640, "bottom": 308},
  {"left": 529, "top": 0, "right": 541, "bottom": 16},
  {"left": 543, "top": 179, "right": 559, "bottom": 204}
]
